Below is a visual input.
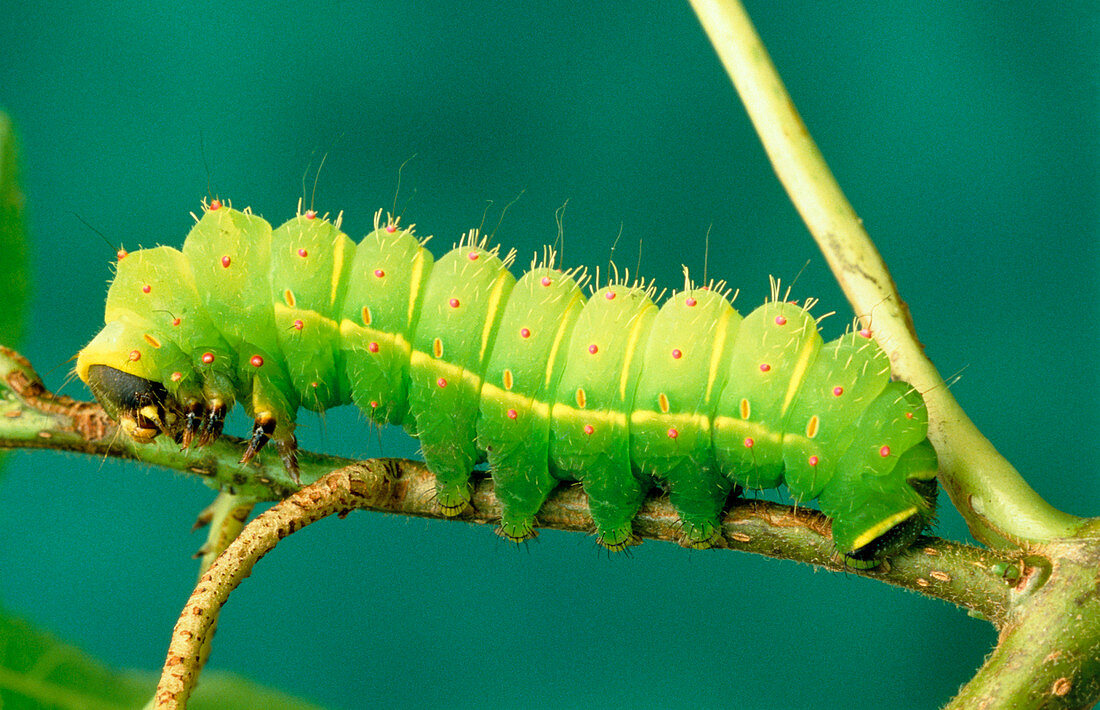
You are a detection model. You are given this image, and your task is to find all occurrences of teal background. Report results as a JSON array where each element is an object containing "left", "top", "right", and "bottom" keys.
[{"left": 0, "top": 2, "right": 1096, "bottom": 708}]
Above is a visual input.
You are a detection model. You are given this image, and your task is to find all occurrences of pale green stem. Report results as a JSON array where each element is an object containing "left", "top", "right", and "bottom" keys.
[{"left": 687, "top": 0, "right": 1084, "bottom": 547}]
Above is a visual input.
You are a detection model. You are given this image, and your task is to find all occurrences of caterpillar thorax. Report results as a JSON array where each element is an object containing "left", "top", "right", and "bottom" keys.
[{"left": 77, "top": 200, "right": 937, "bottom": 564}]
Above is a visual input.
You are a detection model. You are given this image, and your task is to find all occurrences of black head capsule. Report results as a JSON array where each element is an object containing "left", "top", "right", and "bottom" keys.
[{"left": 84, "top": 365, "right": 172, "bottom": 443}]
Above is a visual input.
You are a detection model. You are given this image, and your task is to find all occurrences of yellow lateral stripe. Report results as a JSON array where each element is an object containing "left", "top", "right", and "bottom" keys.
[
  {"left": 329, "top": 237, "right": 348, "bottom": 306},
  {"left": 713, "top": 415, "right": 784, "bottom": 447},
  {"left": 409, "top": 350, "right": 483, "bottom": 390},
  {"left": 550, "top": 402, "right": 628, "bottom": 428},
  {"left": 630, "top": 410, "right": 712, "bottom": 432},
  {"left": 480, "top": 383, "right": 551, "bottom": 418},
  {"left": 850, "top": 508, "right": 919, "bottom": 551},
  {"left": 479, "top": 272, "right": 510, "bottom": 363}
]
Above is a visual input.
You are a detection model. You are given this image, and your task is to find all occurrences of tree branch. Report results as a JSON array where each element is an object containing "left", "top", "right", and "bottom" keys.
[
  {"left": 0, "top": 343, "right": 1017, "bottom": 616},
  {"left": 687, "top": 0, "right": 1085, "bottom": 548}
]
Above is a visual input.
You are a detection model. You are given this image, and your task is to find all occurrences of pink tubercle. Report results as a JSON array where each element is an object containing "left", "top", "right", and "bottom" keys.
[
  {"left": 879, "top": 445, "right": 891, "bottom": 457},
  {"left": 743, "top": 437, "right": 754, "bottom": 448},
  {"left": 832, "top": 386, "right": 844, "bottom": 396},
  {"left": 437, "top": 377, "right": 447, "bottom": 388},
  {"left": 859, "top": 328, "right": 872, "bottom": 338},
  {"left": 221, "top": 255, "right": 231, "bottom": 268},
  {"left": 128, "top": 350, "right": 141, "bottom": 361},
  {"left": 759, "top": 363, "right": 771, "bottom": 372},
  {"left": 142, "top": 285, "right": 151, "bottom": 294},
  {"left": 449, "top": 298, "right": 460, "bottom": 308},
  {"left": 671, "top": 349, "right": 682, "bottom": 359},
  {"left": 304, "top": 210, "right": 316, "bottom": 220},
  {"left": 541, "top": 276, "right": 552, "bottom": 286},
  {"left": 667, "top": 427, "right": 679, "bottom": 439},
  {"left": 209, "top": 199, "right": 222, "bottom": 211},
  {"left": 685, "top": 297, "right": 697, "bottom": 307},
  {"left": 775, "top": 315, "right": 787, "bottom": 326},
  {"left": 374, "top": 269, "right": 385, "bottom": 278},
  {"left": 368, "top": 342, "right": 379, "bottom": 353},
  {"left": 808, "top": 455, "right": 819, "bottom": 466},
  {"left": 468, "top": 252, "right": 479, "bottom": 260},
  {"left": 605, "top": 291, "right": 615, "bottom": 300},
  {"left": 583, "top": 424, "right": 594, "bottom": 435},
  {"left": 250, "top": 355, "right": 264, "bottom": 367},
  {"left": 588, "top": 344, "right": 598, "bottom": 354},
  {"left": 297, "top": 248, "right": 308, "bottom": 258},
  {"left": 520, "top": 328, "right": 531, "bottom": 339},
  {"left": 507, "top": 409, "right": 518, "bottom": 420},
  {"left": 201, "top": 352, "right": 215, "bottom": 364},
  {"left": 385, "top": 224, "right": 397, "bottom": 233},
  {"left": 170, "top": 372, "right": 182, "bottom": 382},
  {"left": 293, "top": 319, "right": 304, "bottom": 330}
]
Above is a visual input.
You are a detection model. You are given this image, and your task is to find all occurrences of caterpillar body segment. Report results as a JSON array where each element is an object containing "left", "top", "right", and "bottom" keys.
[{"left": 77, "top": 201, "right": 938, "bottom": 564}]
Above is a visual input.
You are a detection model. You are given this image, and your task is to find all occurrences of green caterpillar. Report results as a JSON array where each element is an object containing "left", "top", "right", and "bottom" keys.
[{"left": 76, "top": 199, "right": 937, "bottom": 563}]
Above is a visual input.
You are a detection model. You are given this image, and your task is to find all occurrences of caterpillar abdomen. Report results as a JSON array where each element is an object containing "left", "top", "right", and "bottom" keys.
[{"left": 77, "top": 200, "right": 938, "bottom": 564}]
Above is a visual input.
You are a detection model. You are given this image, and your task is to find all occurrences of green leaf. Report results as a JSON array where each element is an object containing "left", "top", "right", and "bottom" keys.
[
  {"left": 0, "top": 609, "right": 326, "bottom": 709},
  {"left": 0, "top": 111, "right": 30, "bottom": 350}
]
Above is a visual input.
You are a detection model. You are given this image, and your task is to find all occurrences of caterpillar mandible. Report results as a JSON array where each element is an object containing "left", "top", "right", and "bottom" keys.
[{"left": 76, "top": 199, "right": 938, "bottom": 564}]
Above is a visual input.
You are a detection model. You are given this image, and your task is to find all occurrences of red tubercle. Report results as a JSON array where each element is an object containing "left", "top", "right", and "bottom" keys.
[
  {"left": 808, "top": 455, "right": 819, "bottom": 466},
  {"left": 293, "top": 319, "right": 304, "bottom": 330},
  {"left": 116, "top": 249, "right": 128, "bottom": 260},
  {"left": 437, "top": 377, "right": 447, "bottom": 388},
  {"left": 304, "top": 210, "right": 316, "bottom": 220},
  {"left": 583, "top": 424, "right": 594, "bottom": 435},
  {"left": 250, "top": 355, "right": 264, "bottom": 367},
  {"left": 759, "top": 363, "right": 771, "bottom": 372},
  {"left": 171, "top": 317, "right": 181, "bottom": 326},
  {"left": 540, "top": 276, "right": 552, "bottom": 286},
  {"left": 605, "top": 291, "right": 615, "bottom": 300},
  {"left": 369, "top": 401, "right": 379, "bottom": 408},
  {"left": 142, "top": 285, "right": 151, "bottom": 294},
  {"left": 221, "top": 255, "right": 231, "bottom": 268},
  {"left": 468, "top": 252, "right": 479, "bottom": 261},
  {"left": 201, "top": 352, "right": 215, "bottom": 364},
  {"left": 170, "top": 372, "right": 182, "bottom": 382},
  {"left": 310, "top": 381, "right": 319, "bottom": 388},
  {"left": 368, "top": 342, "right": 379, "bottom": 353},
  {"left": 685, "top": 297, "right": 697, "bottom": 307},
  {"left": 859, "top": 328, "right": 872, "bottom": 338},
  {"left": 743, "top": 437, "right": 754, "bottom": 448},
  {"left": 832, "top": 386, "right": 844, "bottom": 396},
  {"left": 374, "top": 269, "right": 385, "bottom": 278},
  {"left": 385, "top": 223, "right": 397, "bottom": 233},
  {"left": 297, "top": 248, "right": 308, "bottom": 258},
  {"left": 209, "top": 199, "right": 222, "bottom": 211},
  {"left": 667, "top": 427, "right": 678, "bottom": 439},
  {"left": 671, "top": 349, "right": 682, "bottom": 359},
  {"left": 507, "top": 409, "right": 518, "bottom": 420},
  {"left": 879, "top": 445, "right": 891, "bottom": 457},
  {"left": 520, "top": 328, "right": 531, "bottom": 339},
  {"left": 775, "top": 315, "right": 787, "bottom": 326},
  {"left": 449, "top": 298, "right": 460, "bottom": 308},
  {"left": 588, "top": 344, "right": 598, "bottom": 354},
  {"left": 128, "top": 350, "right": 141, "bottom": 361},
  {"left": 905, "top": 412, "right": 914, "bottom": 419}
]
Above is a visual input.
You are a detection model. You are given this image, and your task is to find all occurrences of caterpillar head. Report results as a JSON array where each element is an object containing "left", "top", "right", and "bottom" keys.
[{"left": 76, "top": 318, "right": 184, "bottom": 444}]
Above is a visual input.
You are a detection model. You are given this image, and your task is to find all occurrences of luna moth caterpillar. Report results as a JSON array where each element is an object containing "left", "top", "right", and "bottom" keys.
[{"left": 76, "top": 199, "right": 937, "bottom": 564}]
